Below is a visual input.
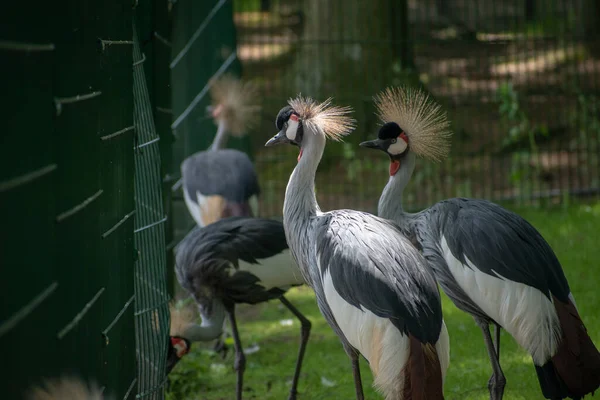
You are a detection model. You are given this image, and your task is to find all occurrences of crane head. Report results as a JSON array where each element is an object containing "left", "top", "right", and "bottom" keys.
[
  {"left": 166, "top": 336, "right": 192, "bottom": 374},
  {"left": 362, "top": 86, "right": 452, "bottom": 165},
  {"left": 265, "top": 105, "right": 303, "bottom": 148},
  {"left": 360, "top": 122, "right": 409, "bottom": 176},
  {"left": 266, "top": 98, "right": 355, "bottom": 162},
  {"left": 208, "top": 74, "right": 261, "bottom": 137}
]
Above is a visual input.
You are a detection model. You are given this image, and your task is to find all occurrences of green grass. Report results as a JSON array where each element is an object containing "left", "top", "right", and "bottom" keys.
[{"left": 167, "top": 203, "right": 600, "bottom": 400}]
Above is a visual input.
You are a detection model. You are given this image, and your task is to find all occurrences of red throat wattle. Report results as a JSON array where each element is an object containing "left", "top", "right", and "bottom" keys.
[
  {"left": 171, "top": 337, "right": 189, "bottom": 358},
  {"left": 298, "top": 148, "right": 303, "bottom": 162},
  {"left": 389, "top": 160, "right": 401, "bottom": 176}
]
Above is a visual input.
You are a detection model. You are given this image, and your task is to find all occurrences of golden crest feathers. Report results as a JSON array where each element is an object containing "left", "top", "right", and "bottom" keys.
[
  {"left": 288, "top": 95, "right": 356, "bottom": 141},
  {"left": 169, "top": 299, "right": 196, "bottom": 337},
  {"left": 27, "top": 377, "right": 104, "bottom": 400},
  {"left": 374, "top": 86, "right": 452, "bottom": 162},
  {"left": 209, "top": 74, "right": 261, "bottom": 136}
]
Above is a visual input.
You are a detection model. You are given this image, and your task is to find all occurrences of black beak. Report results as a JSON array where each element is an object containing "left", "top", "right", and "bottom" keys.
[
  {"left": 166, "top": 336, "right": 191, "bottom": 375},
  {"left": 166, "top": 354, "right": 179, "bottom": 375},
  {"left": 359, "top": 138, "right": 386, "bottom": 151},
  {"left": 166, "top": 344, "right": 181, "bottom": 374},
  {"left": 265, "top": 130, "right": 290, "bottom": 147}
]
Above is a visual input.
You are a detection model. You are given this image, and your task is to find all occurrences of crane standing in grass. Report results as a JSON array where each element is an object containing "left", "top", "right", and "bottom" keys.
[
  {"left": 359, "top": 86, "right": 600, "bottom": 400},
  {"left": 168, "top": 216, "right": 309, "bottom": 400},
  {"left": 179, "top": 75, "right": 261, "bottom": 227},
  {"left": 265, "top": 96, "right": 450, "bottom": 400}
]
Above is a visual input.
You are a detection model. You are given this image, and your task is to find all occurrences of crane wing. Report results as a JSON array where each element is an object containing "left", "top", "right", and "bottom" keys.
[
  {"left": 176, "top": 216, "right": 288, "bottom": 269},
  {"left": 420, "top": 198, "right": 571, "bottom": 302},
  {"left": 314, "top": 211, "right": 442, "bottom": 344}
]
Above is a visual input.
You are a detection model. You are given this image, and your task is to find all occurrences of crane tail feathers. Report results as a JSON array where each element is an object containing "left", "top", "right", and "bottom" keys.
[
  {"left": 535, "top": 295, "right": 600, "bottom": 399},
  {"left": 400, "top": 336, "right": 445, "bottom": 400}
]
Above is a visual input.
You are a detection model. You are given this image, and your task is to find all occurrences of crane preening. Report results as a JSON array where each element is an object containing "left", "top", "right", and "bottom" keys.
[
  {"left": 360, "top": 86, "right": 600, "bottom": 400},
  {"left": 265, "top": 96, "right": 450, "bottom": 400},
  {"left": 168, "top": 216, "right": 310, "bottom": 400}
]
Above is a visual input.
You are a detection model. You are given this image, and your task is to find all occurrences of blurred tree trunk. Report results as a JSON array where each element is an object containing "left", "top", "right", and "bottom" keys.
[
  {"left": 261, "top": 0, "right": 270, "bottom": 12},
  {"left": 525, "top": 0, "right": 536, "bottom": 22},
  {"left": 288, "top": 0, "right": 394, "bottom": 96},
  {"left": 437, "top": 0, "right": 450, "bottom": 18},
  {"left": 286, "top": 0, "right": 418, "bottom": 149},
  {"left": 391, "top": 0, "right": 415, "bottom": 70},
  {"left": 580, "top": 0, "right": 600, "bottom": 57},
  {"left": 390, "top": 0, "right": 421, "bottom": 88}
]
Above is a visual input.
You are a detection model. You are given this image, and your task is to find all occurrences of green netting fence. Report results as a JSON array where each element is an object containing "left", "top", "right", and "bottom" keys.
[{"left": 1, "top": 2, "right": 172, "bottom": 399}]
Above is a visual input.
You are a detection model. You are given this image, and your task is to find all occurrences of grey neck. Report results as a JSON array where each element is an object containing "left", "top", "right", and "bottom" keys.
[
  {"left": 378, "top": 151, "right": 417, "bottom": 227},
  {"left": 283, "top": 128, "right": 324, "bottom": 223},
  {"left": 209, "top": 120, "right": 228, "bottom": 151},
  {"left": 181, "top": 300, "right": 226, "bottom": 342},
  {"left": 282, "top": 127, "right": 325, "bottom": 282}
]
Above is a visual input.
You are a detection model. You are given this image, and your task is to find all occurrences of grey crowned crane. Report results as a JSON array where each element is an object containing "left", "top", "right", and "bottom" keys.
[
  {"left": 359, "top": 86, "right": 600, "bottom": 400},
  {"left": 167, "top": 216, "right": 309, "bottom": 400},
  {"left": 26, "top": 377, "right": 105, "bottom": 400},
  {"left": 265, "top": 96, "right": 450, "bottom": 400},
  {"left": 179, "top": 75, "right": 261, "bottom": 227}
]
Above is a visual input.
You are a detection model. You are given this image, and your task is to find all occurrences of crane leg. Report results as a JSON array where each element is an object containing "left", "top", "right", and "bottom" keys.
[
  {"left": 213, "top": 336, "right": 229, "bottom": 359},
  {"left": 475, "top": 318, "right": 506, "bottom": 400},
  {"left": 213, "top": 318, "right": 231, "bottom": 359},
  {"left": 226, "top": 305, "right": 246, "bottom": 400},
  {"left": 279, "top": 296, "right": 312, "bottom": 400},
  {"left": 343, "top": 343, "right": 365, "bottom": 400},
  {"left": 494, "top": 322, "right": 501, "bottom": 361}
]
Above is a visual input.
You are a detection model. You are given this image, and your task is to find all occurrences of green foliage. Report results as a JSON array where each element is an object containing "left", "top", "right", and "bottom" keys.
[
  {"left": 575, "top": 94, "right": 600, "bottom": 137},
  {"left": 341, "top": 142, "right": 381, "bottom": 182},
  {"left": 523, "top": 12, "right": 578, "bottom": 37},
  {"left": 496, "top": 82, "right": 548, "bottom": 152},
  {"left": 166, "top": 204, "right": 600, "bottom": 400},
  {"left": 495, "top": 82, "right": 550, "bottom": 204},
  {"left": 234, "top": 0, "right": 282, "bottom": 13},
  {"left": 570, "top": 93, "right": 600, "bottom": 145},
  {"left": 569, "top": 93, "right": 600, "bottom": 189},
  {"left": 389, "top": 61, "right": 422, "bottom": 89}
]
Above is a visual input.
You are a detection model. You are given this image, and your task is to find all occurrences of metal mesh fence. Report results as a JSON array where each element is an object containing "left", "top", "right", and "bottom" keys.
[
  {"left": 170, "top": 0, "right": 600, "bottom": 236},
  {"left": 1, "top": 1, "right": 137, "bottom": 398},
  {"left": 133, "top": 18, "right": 171, "bottom": 400}
]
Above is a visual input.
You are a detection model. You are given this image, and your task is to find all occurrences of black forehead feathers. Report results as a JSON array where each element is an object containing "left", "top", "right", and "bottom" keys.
[
  {"left": 275, "top": 106, "right": 295, "bottom": 130},
  {"left": 378, "top": 122, "right": 402, "bottom": 140}
]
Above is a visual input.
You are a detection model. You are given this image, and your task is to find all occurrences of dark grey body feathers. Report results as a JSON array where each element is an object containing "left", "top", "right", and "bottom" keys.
[
  {"left": 175, "top": 217, "right": 295, "bottom": 314},
  {"left": 410, "top": 197, "right": 571, "bottom": 316},
  {"left": 181, "top": 149, "right": 260, "bottom": 204},
  {"left": 390, "top": 197, "right": 600, "bottom": 399}
]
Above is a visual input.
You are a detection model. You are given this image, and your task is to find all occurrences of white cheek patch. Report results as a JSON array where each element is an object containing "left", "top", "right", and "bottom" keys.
[
  {"left": 387, "top": 139, "right": 408, "bottom": 155},
  {"left": 286, "top": 115, "right": 299, "bottom": 141}
]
